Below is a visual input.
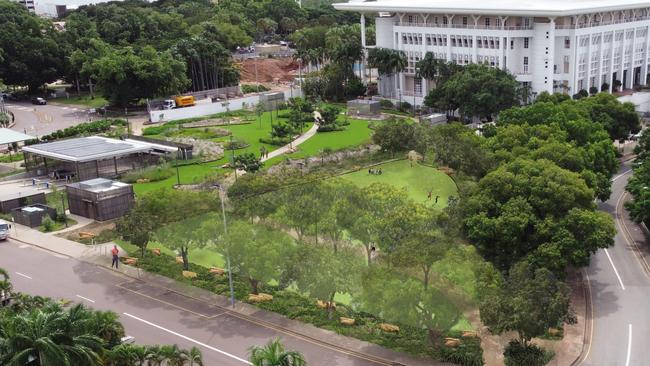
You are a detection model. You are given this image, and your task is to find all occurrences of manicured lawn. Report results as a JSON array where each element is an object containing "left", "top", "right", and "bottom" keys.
[
  {"left": 341, "top": 160, "right": 458, "bottom": 207},
  {"left": 266, "top": 117, "right": 373, "bottom": 165},
  {"left": 51, "top": 94, "right": 108, "bottom": 108}
]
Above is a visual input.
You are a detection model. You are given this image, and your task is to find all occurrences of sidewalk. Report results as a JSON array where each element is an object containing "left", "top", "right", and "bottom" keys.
[
  {"left": 262, "top": 123, "right": 318, "bottom": 162},
  {"left": 9, "top": 225, "right": 447, "bottom": 366}
]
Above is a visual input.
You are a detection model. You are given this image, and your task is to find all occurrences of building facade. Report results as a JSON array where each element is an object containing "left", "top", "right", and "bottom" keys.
[
  {"left": 12, "top": 0, "right": 35, "bottom": 12},
  {"left": 334, "top": 0, "right": 650, "bottom": 105}
]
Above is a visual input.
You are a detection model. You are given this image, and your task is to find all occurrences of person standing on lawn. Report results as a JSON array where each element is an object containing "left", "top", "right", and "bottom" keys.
[{"left": 111, "top": 245, "right": 119, "bottom": 268}]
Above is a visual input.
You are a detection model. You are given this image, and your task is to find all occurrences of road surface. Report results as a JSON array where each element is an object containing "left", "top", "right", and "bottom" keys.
[
  {"left": 581, "top": 161, "right": 650, "bottom": 366},
  {"left": 4, "top": 101, "right": 94, "bottom": 137},
  {"left": 0, "top": 240, "right": 408, "bottom": 366}
]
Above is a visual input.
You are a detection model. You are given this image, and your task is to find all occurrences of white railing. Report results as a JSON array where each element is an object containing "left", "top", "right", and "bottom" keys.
[
  {"left": 557, "top": 15, "right": 650, "bottom": 30},
  {"left": 394, "top": 22, "right": 532, "bottom": 30},
  {"left": 402, "top": 90, "right": 424, "bottom": 97}
]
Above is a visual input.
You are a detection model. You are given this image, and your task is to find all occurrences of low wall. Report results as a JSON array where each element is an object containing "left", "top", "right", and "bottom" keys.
[{"left": 149, "top": 88, "right": 302, "bottom": 123}]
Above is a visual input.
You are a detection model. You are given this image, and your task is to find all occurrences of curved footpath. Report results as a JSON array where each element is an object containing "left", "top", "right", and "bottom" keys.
[{"left": 579, "top": 160, "right": 650, "bottom": 366}]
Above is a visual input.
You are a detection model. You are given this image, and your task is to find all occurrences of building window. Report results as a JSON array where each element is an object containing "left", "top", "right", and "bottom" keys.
[
  {"left": 443, "top": 16, "right": 448, "bottom": 25},
  {"left": 463, "top": 17, "right": 468, "bottom": 25},
  {"left": 565, "top": 37, "right": 570, "bottom": 48},
  {"left": 524, "top": 38, "right": 529, "bottom": 48},
  {"left": 524, "top": 17, "right": 531, "bottom": 28},
  {"left": 434, "top": 16, "right": 438, "bottom": 24},
  {"left": 524, "top": 56, "right": 529, "bottom": 73},
  {"left": 485, "top": 18, "right": 491, "bottom": 27},
  {"left": 511, "top": 40, "right": 514, "bottom": 49}
]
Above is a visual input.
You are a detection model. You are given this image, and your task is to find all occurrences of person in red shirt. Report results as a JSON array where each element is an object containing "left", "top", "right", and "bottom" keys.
[{"left": 111, "top": 245, "right": 119, "bottom": 268}]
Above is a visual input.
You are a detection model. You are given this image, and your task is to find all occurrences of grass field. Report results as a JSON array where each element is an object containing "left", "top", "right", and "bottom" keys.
[{"left": 341, "top": 160, "right": 458, "bottom": 207}]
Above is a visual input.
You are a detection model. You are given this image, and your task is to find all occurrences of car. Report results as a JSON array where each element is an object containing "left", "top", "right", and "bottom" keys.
[
  {"left": 0, "top": 220, "right": 10, "bottom": 241},
  {"left": 31, "top": 97, "right": 46, "bottom": 105}
]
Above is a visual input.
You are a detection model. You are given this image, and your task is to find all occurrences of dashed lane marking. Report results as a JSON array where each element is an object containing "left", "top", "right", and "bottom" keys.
[{"left": 15, "top": 272, "right": 32, "bottom": 279}]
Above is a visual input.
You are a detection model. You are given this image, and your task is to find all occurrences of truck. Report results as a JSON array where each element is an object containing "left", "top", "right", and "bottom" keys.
[
  {"left": 0, "top": 219, "right": 11, "bottom": 241},
  {"left": 163, "top": 95, "right": 196, "bottom": 109}
]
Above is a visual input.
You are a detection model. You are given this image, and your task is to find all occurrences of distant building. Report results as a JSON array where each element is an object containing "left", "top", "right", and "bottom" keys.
[
  {"left": 335, "top": 0, "right": 650, "bottom": 105},
  {"left": 12, "top": 0, "right": 36, "bottom": 12}
]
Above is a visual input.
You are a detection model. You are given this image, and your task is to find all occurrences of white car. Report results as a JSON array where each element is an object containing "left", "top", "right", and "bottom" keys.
[{"left": 0, "top": 220, "right": 10, "bottom": 241}]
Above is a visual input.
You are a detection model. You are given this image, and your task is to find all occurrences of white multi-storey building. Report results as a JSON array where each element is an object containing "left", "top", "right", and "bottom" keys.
[{"left": 334, "top": 0, "right": 650, "bottom": 105}]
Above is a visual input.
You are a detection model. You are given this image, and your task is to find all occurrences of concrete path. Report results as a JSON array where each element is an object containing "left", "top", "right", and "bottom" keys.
[
  {"left": 261, "top": 123, "right": 318, "bottom": 162},
  {"left": 3, "top": 224, "right": 442, "bottom": 366}
]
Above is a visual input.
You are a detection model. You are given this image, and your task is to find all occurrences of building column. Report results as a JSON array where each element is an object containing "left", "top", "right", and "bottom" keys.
[
  {"left": 547, "top": 18, "right": 556, "bottom": 93},
  {"left": 472, "top": 35, "right": 478, "bottom": 63},
  {"left": 571, "top": 35, "right": 580, "bottom": 95},
  {"left": 586, "top": 34, "right": 592, "bottom": 90},
  {"left": 447, "top": 34, "right": 452, "bottom": 62},
  {"left": 642, "top": 25, "right": 650, "bottom": 85},
  {"left": 620, "top": 29, "right": 627, "bottom": 90},
  {"left": 597, "top": 31, "right": 605, "bottom": 90},
  {"left": 609, "top": 32, "right": 615, "bottom": 93},
  {"left": 628, "top": 27, "right": 637, "bottom": 88}
]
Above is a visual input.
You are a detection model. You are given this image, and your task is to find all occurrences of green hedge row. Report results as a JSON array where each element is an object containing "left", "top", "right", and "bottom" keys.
[{"left": 26, "top": 119, "right": 127, "bottom": 144}]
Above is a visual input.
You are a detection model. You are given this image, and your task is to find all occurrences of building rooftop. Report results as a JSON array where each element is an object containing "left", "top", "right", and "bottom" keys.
[
  {"left": 22, "top": 136, "right": 175, "bottom": 163},
  {"left": 334, "top": 0, "right": 650, "bottom": 16},
  {"left": 0, "top": 128, "right": 35, "bottom": 145},
  {"left": 68, "top": 178, "right": 130, "bottom": 193}
]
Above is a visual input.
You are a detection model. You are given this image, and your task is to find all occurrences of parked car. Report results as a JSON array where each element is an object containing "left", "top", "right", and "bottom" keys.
[
  {"left": 31, "top": 97, "right": 47, "bottom": 105},
  {"left": 0, "top": 219, "right": 11, "bottom": 241}
]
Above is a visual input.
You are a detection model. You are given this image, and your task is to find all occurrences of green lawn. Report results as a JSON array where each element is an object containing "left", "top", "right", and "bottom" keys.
[
  {"left": 266, "top": 117, "right": 373, "bottom": 165},
  {"left": 51, "top": 94, "right": 108, "bottom": 108},
  {"left": 341, "top": 160, "right": 458, "bottom": 207}
]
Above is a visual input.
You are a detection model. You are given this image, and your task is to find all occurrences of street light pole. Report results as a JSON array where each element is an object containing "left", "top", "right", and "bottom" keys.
[{"left": 217, "top": 186, "right": 236, "bottom": 309}]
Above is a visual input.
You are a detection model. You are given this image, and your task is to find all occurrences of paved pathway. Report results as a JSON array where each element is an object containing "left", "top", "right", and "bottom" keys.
[{"left": 261, "top": 123, "right": 318, "bottom": 162}]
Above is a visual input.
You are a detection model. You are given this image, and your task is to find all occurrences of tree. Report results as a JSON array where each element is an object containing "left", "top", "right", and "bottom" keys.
[
  {"left": 359, "top": 267, "right": 459, "bottom": 342},
  {"left": 0, "top": 1, "right": 65, "bottom": 92},
  {"left": 116, "top": 205, "right": 156, "bottom": 257},
  {"left": 463, "top": 158, "right": 597, "bottom": 271},
  {"left": 0, "top": 307, "right": 104, "bottom": 366},
  {"left": 249, "top": 339, "right": 306, "bottom": 366},
  {"left": 479, "top": 261, "right": 574, "bottom": 345},
  {"left": 88, "top": 46, "right": 189, "bottom": 106},
  {"left": 220, "top": 221, "right": 293, "bottom": 295},
  {"left": 155, "top": 214, "right": 219, "bottom": 271},
  {"left": 294, "top": 245, "right": 362, "bottom": 319},
  {"left": 371, "top": 118, "right": 418, "bottom": 155},
  {"left": 316, "top": 105, "right": 341, "bottom": 131},
  {"left": 427, "top": 63, "right": 519, "bottom": 121},
  {"left": 367, "top": 48, "right": 406, "bottom": 96},
  {"left": 234, "top": 153, "right": 263, "bottom": 173}
]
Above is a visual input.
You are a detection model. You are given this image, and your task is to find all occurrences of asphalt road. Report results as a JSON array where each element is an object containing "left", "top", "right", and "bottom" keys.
[
  {"left": 3, "top": 101, "right": 94, "bottom": 137},
  {"left": 581, "top": 162, "right": 650, "bottom": 366},
  {"left": 0, "top": 241, "right": 396, "bottom": 366}
]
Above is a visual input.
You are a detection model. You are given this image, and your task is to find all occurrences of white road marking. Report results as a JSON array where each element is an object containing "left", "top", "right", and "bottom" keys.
[
  {"left": 612, "top": 170, "right": 632, "bottom": 182},
  {"left": 605, "top": 249, "right": 625, "bottom": 290},
  {"left": 123, "top": 313, "right": 252, "bottom": 365},
  {"left": 15, "top": 272, "right": 32, "bottom": 279},
  {"left": 76, "top": 295, "right": 95, "bottom": 303},
  {"left": 18, "top": 245, "right": 29, "bottom": 248},
  {"left": 625, "top": 324, "right": 632, "bottom": 366}
]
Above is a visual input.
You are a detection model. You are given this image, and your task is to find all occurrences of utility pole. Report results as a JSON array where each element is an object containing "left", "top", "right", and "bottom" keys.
[{"left": 217, "top": 186, "right": 236, "bottom": 308}]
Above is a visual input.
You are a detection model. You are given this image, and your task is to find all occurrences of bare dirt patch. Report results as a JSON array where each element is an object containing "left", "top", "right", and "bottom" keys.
[{"left": 236, "top": 57, "right": 298, "bottom": 83}]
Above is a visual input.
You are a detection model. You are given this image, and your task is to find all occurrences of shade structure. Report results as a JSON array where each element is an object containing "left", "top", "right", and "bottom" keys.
[{"left": 0, "top": 128, "right": 34, "bottom": 145}]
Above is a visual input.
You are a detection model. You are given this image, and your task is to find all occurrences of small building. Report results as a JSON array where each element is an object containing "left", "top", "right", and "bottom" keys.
[
  {"left": 11, "top": 204, "right": 57, "bottom": 228},
  {"left": 22, "top": 136, "right": 184, "bottom": 181},
  {"left": 422, "top": 113, "right": 447, "bottom": 125},
  {"left": 66, "top": 178, "right": 134, "bottom": 221},
  {"left": 259, "top": 92, "right": 285, "bottom": 111},
  {"left": 347, "top": 99, "right": 381, "bottom": 117},
  {"left": 0, "top": 191, "right": 46, "bottom": 214}
]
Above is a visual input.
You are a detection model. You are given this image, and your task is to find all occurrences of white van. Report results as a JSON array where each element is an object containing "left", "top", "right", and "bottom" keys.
[{"left": 0, "top": 220, "right": 11, "bottom": 241}]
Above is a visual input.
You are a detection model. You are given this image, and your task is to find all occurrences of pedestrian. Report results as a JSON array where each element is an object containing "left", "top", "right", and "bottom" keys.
[
  {"left": 368, "top": 168, "right": 372, "bottom": 175},
  {"left": 435, "top": 195, "right": 440, "bottom": 203},
  {"left": 111, "top": 245, "right": 119, "bottom": 268},
  {"left": 378, "top": 168, "right": 382, "bottom": 175},
  {"left": 427, "top": 191, "right": 432, "bottom": 200}
]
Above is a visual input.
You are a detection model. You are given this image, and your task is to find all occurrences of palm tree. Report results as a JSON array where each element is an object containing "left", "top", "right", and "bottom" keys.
[
  {"left": 249, "top": 339, "right": 306, "bottom": 366},
  {"left": 179, "top": 347, "right": 203, "bottom": 366},
  {"left": 368, "top": 48, "right": 406, "bottom": 98},
  {"left": 105, "top": 344, "right": 148, "bottom": 366},
  {"left": 0, "top": 308, "right": 104, "bottom": 366}
]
